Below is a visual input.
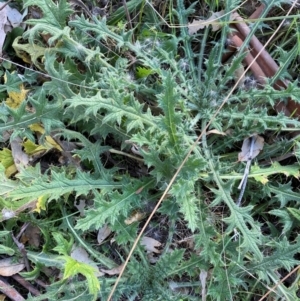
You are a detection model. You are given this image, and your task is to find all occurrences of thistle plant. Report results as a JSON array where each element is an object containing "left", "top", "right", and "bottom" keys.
[{"left": 0, "top": 0, "right": 300, "bottom": 300}]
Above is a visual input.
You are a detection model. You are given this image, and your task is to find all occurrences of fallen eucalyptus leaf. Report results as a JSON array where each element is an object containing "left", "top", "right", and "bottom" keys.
[
  {"left": 97, "top": 224, "right": 112, "bottom": 244},
  {"left": 11, "top": 137, "right": 29, "bottom": 171},
  {"left": 141, "top": 236, "right": 161, "bottom": 253},
  {"left": 238, "top": 134, "right": 264, "bottom": 162},
  {"left": 0, "top": 257, "right": 25, "bottom": 276}
]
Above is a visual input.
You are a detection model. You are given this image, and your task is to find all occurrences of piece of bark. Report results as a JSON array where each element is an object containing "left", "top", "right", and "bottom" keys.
[
  {"left": 12, "top": 275, "right": 40, "bottom": 296},
  {"left": 0, "top": 276, "right": 25, "bottom": 301}
]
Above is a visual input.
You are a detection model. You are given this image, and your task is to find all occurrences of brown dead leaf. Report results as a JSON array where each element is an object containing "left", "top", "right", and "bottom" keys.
[
  {"left": 97, "top": 224, "right": 112, "bottom": 244},
  {"left": 20, "top": 224, "right": 41, "bottom": 248},
  {"left": 101, "top": 263, "right": 124, "bottom": 276},
  {"left": 238, "top": 134, "right": 264, "bottom": 162},
  {"left": 141, "top": 236, "right": 162, "bottom": 253},
  {"left": 0, "top": 257, "right": 25, "bottom": 276}
]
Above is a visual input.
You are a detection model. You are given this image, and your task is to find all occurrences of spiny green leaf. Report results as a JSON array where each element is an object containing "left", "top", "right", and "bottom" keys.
[
  {"left": 66, "top": 91, "right": 157, "bottom": 132},
  {"left": 287, "top": 207, "right": 300, "bottom": 223},
  {"left": 23, "top": 0, "right": 72, "bottom": 29},
  {"left": 0, "top": 71, "right": 23, "bottom": 93},
  {"left": 27, "top": 251, "right": 65, "bottom": 268},
  {"left": 269, "top": 209, "right": 293, "bottom": 233},
  {"left": 76, "top": 179, "right": 154, "bottom": 231},
  {"left": 170, "top": 178, "right": 199, "bottom": 232},
  {"left": 9, "top": 168, "right": 123, "bottom": 202},
  {"left": 157, "top": 71, "right": 181, "bottom": 153},
  {"left": 250, "top": 236, "right": 300, "bottom": 272},
  {"left": 59, "top": 129, "right": 111, "bottom": 179},
  {"left": 52, "top": 232, "right": 73, "bottom": 256},
  {"left": 266, "top": 182, "right": 300, "bottom": 207},
  {"left": 0, "top": 164, "right": 17, "bottom": 195}
]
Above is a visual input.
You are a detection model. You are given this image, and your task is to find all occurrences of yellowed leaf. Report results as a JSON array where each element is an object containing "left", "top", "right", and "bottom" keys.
[
  {"left": 35, "top": 195, "right": 47, "bottom": 213},
  {"left": 5, "top": 164, "right": 17, "bottom": 178},
  {"left": 0, "top": 148, "right": 14, "bottom": 168},
  {"left": 29, "top": 124, "right": 63, "bottom": 151},
  {"left": 0, "top": 147, "right": 18, "bottom": 177},
  {"left": 23, "top": 139, "right": 48, "bottom": 156},
  {"left": 253, "top": 174, "right": 269, "bottom": 185},
  {"left": 13, "top": 36, "right": 47, "bottom": 70},
  {"left": 29, "top": 123, "right": 46, "bottom": 133},
  {"left": 5, "top": 83, "right": 29, "bottom": 108}
]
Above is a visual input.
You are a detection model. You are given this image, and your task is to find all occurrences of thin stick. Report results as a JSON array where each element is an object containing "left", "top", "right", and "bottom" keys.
[
  {"left": 0, "top": 0, "right": 13, "bottom": 11},
  {"left": 123, "top": 0, "right": 133, "bottom": 32},
  {"left": 258, "top": 264, "right": 300, "bottom": 301},
  {"left": 0, "top": 277, "right": 25, "bottom": 301},
  {"left": 145, "top": 0, "right": 298, "bottom": 28},
  {"left": 107, "top": 2, "right": 298, "bottom": 299}
]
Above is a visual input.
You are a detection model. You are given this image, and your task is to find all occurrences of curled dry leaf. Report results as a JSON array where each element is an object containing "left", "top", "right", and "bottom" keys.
[
  {"left": 188, "top": 10, "right": 235, "bottom": 34},
  {"left": 206, "top": 129, "right": 227, "bottom": 136},
  {"left": 238, "top": 134, "right": 264, "bottom": 162},
  {"left": 101, "top": 263, "right": 124, "bottom": 276},
  {"left": 141, "top": 236, "right": 161, "bottom": 254},
  {"left": 0, "top": 257, "right": 25, "bottom": 276},
  {"left": 97, "top": 224, "right": 112, "bottom": 244},
  {"left": 124, "top": 211, "right": 145, "bottom": 225},
  {"left": 10, "top": 137, "right": 29, "bottom": 171}
]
